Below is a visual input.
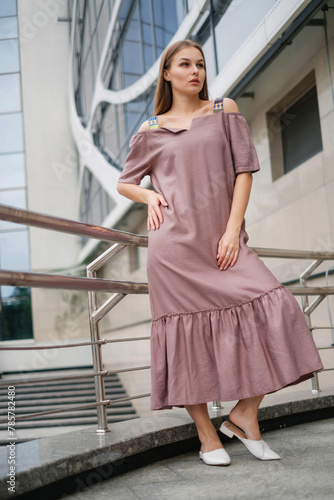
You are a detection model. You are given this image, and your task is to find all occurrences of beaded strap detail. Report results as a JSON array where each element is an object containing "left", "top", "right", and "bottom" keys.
[
  {"left": 148, "top": 97, "right": 224, "bottom": 129},
  {"left": 148, "top": 116, "right": 159, "bottom": 129},
  {"left": 213, "top": 96, "right": 224, "bottom": 112}
]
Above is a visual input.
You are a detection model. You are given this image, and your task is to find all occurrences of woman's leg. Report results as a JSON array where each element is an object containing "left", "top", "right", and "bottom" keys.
[
  {"left": 185, "top": 395, "right": 265, "bottom": 452},
  {"left": 229, "top": 394, "right": 265, "bottom": 440},
  {"left": 185, "top": 403, "right": 224, "bottom": 453}
]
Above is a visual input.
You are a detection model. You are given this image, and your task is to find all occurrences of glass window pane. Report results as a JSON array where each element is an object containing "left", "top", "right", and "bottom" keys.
[
  {"left": 282, "top": 86, "right": 323, "bottom": 173},
  {"left": 0, "top": 153, "right": 25, "bottom": 189},
  {"left": 0, "top": 230, "right": 30, "bottom": 271},
  {"left": 0, "top": 39, "right": 19, "bottom": 73},
  {"left": 0, "top": 189, "right": 26, "bottom": 230},
  {"left": 215, "top": 0, "right": 278, "bottom": 73},
  {"left": 142, "top": 23, "right": 152, "bottom": 45},
  {"left": 0, "top": 0, "right": 17, "bottom": 17},
  {"left": 0, "top": 73, "right": 21, "bottom": 113},
  {"left": 122, "top": 40, "right": 142, "bottom": 74},
  {"left": 0, "top": 284, "right": 33, "bottom": 341},
  {"left": 0, "top": 113, "right": 24, "bottom": 154},
  {"left": 139, "top": 0, "right": 151, "bottom": 24},
  {"left": 0, "top": 16, "right": 17, "bottom": 39}
]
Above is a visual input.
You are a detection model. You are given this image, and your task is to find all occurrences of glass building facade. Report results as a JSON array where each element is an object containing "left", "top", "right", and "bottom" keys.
[
  {"left": 69, "top": 0, "right": 280, "bottom": 240},
  {"left": 0, "top": 0, "right": 33, "bottom": 341}
]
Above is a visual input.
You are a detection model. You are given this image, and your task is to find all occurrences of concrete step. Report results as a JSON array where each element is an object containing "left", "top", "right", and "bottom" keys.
[
  {"left": 0, "top": 387, "right": 126, "bottom": 400},
  {"left": 0, "top": 395, "right": 133, "bottom": 408},
  {"left": 0, "top": 381, "right": 123, "bottom": 395},
  {"left": 0, "top": 373, "right": 119, "bottom": 386},
  {"left": 0, "top": 405, "right": 136, "bottom": 417},
  {"left": 1, "top": 414, "right": 138, "bottom": 429},
  {"left": 0, "top": 367, "right": 137, "bottom": 432}
]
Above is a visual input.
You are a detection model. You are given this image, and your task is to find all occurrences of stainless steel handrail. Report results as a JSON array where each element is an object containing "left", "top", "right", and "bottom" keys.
[
  {"left": 0, "top": 204, "right": 333, "bottom": 432},
  {"left": 0, "top": 269, "right": 333, "bottom": 295},
  {"left": 0, "top": 204, "right": 148, "bottom": 246},
  {"left": 0, "top": 270, "right": 148, "bottom": 293}
]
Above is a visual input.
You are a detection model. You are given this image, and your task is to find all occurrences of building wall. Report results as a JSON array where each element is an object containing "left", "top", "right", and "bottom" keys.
[
  {"left": 245, "top": 8, "right": 334, "bottom": 270},
  {"left": 18, "top": 0, "right": 90, "bottom": 351}
]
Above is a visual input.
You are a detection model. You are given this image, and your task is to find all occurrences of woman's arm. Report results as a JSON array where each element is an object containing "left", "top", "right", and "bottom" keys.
[
  {"left": 217, "top": 172, "right": 253, "bottom": 270},
  {"left": 117, "top": 183, "right": 168, "bottom": 231},
  {"left": 116, "top": 182, "right": 151, "bottom": 205}
]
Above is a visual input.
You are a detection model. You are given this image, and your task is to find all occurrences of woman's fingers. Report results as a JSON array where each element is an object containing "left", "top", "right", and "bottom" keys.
[
  {"left": 148, "top": 211, "right": 159, "bottom": 230},
  {"left": 219, "top": 251, "right": 233, "bottom": 270},
  {"left": 147, "top": 204, "right": 166, "bottom": 230},
  {"left": 230, "top": 249, "right": 239, "bottom": 267},
  {"left": 217, "top": 246, "right": 239, "bottom": 270},
  {"left": 147, "top": 194, "right": 168, "bottom": 230}
]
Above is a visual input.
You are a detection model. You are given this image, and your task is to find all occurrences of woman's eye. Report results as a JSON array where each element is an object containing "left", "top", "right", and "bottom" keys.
[{"left": 181, "top": 63, "right": 204, "bottom": 67}]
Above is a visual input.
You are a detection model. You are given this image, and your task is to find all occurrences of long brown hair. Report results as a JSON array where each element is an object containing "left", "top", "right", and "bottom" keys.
[{"left": 153, "top": 39, "right": 210, "bottom": 116}]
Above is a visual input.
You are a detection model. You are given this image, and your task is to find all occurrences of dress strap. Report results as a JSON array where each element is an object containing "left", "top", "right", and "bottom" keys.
[
  {"left": 148, "top": 116, "right": 159, "bottom": 129},
  {"left": 213, "top": 97, "right": 224, "bottom": 112}
]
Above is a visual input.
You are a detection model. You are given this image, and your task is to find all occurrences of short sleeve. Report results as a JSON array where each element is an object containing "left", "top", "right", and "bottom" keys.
[
  {"left": 118, "top": 133, "right": 151, "bottom": 185},
  {"left": 227, "top": 113, "right": 260, "bottom": 175}
]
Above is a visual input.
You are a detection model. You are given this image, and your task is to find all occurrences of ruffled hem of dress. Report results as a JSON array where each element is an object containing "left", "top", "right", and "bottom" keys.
[
  {"left": 151, "top": 284, "right": 285, "bottom": 322},
  {"left": 149, "top": 285, "right": 324, "bottom": 411}
]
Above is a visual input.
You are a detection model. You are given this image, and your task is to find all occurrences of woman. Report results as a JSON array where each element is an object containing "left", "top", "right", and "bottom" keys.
[{"left": 117, "top": 39, "right": 324, "bottom": 466}]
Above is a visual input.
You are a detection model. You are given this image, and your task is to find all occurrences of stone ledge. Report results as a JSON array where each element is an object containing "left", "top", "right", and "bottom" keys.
[{"left": 0, "top": 387, "right": 333, "bottom": 499}]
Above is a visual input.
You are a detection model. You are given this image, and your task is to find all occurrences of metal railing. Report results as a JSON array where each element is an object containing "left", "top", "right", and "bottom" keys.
[{"left": 0, "top": 204, "right": 333, "bottom": 433}]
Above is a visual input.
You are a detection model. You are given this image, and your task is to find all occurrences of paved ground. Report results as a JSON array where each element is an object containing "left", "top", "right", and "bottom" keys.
[{"left": 62, "top": 417, "right": 334, "bottom": 500}]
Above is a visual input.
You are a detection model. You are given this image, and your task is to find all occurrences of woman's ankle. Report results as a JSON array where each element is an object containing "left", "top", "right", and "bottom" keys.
[{"left": 198, "top": 431, "right": 223, "bottom": 452}]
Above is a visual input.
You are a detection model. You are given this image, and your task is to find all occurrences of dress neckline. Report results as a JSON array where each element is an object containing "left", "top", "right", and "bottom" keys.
[
  {"left": 158, "top": 112, "right": 218, "bottom": 132},
  {"left": 132, "top": 111, "right": 242, "bottom": 137}
]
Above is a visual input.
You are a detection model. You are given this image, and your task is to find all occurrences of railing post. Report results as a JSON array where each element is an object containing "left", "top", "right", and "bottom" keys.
[
  {"left": 87, "top": 272, "right": 110, "bottom": 433},
  {"left": 86, "top": 243, "right": 127, "bottom": 433},
  {"left": 299, "top": 260, "right": 322, "bottom": 394},
  {"left": 211, "top": 400, "right": 223, "bottom": 410}
]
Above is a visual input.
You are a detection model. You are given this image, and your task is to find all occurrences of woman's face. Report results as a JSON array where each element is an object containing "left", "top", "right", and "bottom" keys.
[{"left": 164, "top": 46, "right": 206, "bottom": 96}]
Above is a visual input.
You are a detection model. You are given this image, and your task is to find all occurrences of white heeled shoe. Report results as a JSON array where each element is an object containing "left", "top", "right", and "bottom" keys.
[
  {"left": 220, "top": 421, "right": 281, "bottom": 460},
  {"left": 199, "top": 447, "right": 231, "bottom": 466}
]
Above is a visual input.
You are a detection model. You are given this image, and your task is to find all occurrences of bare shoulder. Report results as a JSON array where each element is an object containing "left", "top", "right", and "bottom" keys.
[
  {"left": 137, "top": 120, "right": 150, "bottom": 133},
  {"left": 222, "top": 97, "right": 240, "bottom": 113}
]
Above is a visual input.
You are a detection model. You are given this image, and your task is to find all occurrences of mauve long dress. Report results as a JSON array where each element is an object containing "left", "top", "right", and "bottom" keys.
[{"left": 118, "top": 98, "right": 324, "bottom": 411}]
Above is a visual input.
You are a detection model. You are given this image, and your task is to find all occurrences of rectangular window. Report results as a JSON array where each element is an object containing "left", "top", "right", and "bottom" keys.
[
  {"left": 0, "top": 188, "right": 26, "bottom": 230},
  {"left": 0, "top": 0, "right": 17, "bottom": 18},
  {"left": 0, "top": 153, "right": 25, "bottom": 189},
  {"left": 0, "top": 73, "right": 21, "bottom": 113},
  {"left": 281, "top": 86, "right": 323, "bottom": 174},
  {"left": 0, "top": 16, "right": 18, "bottom": 39},
  {"left": 0, "top": 39, "right": 19, "bottom": 73},
  {"left": 0, "top": 112, "right": 24, "bottom": 153},
  {"left": 267, "top": 71, "right": 323, "bottom": 180}
]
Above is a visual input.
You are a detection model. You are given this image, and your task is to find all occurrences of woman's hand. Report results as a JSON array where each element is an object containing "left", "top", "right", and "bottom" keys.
[
  {"left": 147, "top": 191, "right": 168, "bottom": 231},
  {"left": 217, "top": 228, "right": 240, "bottom": 270}
]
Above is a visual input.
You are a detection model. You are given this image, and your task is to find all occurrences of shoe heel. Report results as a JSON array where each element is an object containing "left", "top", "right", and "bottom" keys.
[{"left": 220, "top": 422, "right": 234, "bottom": 438}]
